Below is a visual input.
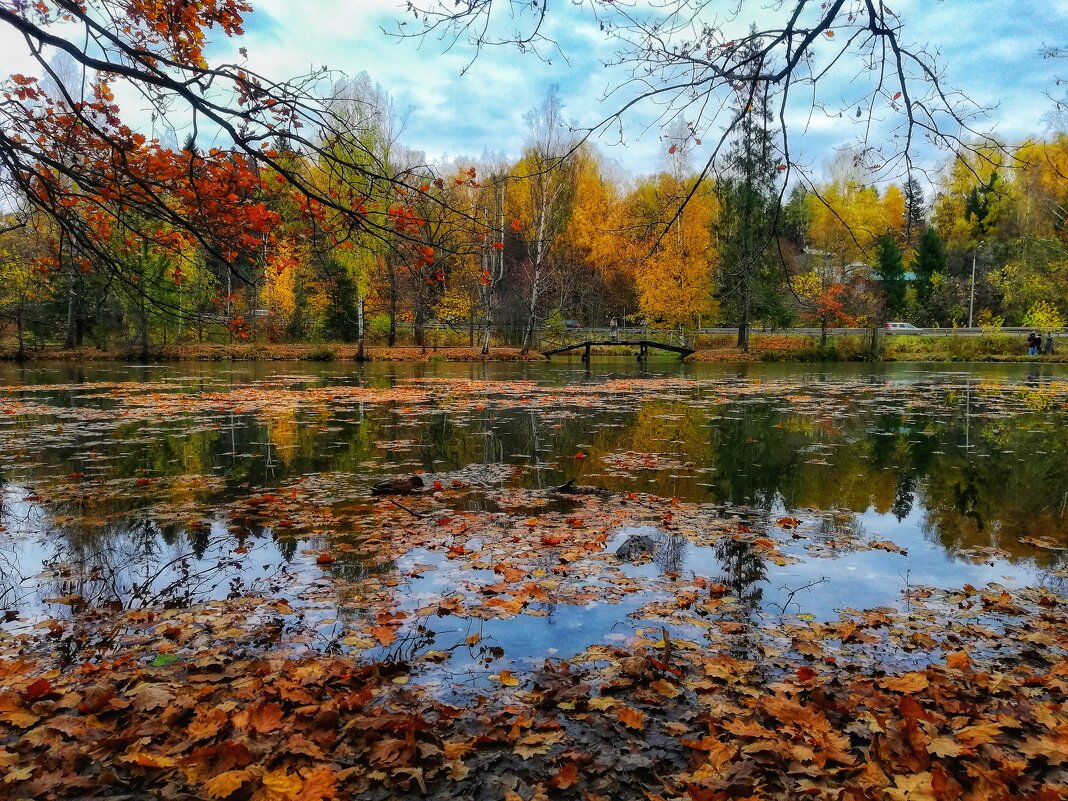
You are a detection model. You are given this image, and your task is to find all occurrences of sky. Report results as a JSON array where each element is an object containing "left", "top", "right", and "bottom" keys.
[{"left": 3, "top": 0, "right": 1068, "bottom": 186}]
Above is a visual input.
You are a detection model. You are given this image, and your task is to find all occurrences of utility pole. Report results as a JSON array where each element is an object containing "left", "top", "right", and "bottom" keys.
[{"left": 969, "top": 240, "right": 985, "bottom": 329}]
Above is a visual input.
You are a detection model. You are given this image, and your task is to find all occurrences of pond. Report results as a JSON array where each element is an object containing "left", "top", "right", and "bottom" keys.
[{"left": 1, "top": 358, "right": 1066, "bottom": 685}]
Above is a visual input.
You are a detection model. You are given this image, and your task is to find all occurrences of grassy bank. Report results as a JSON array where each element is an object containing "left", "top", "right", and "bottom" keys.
[
  {"left": 688, "top": 332, "right": 1068, "bottom": 363},
  {"left": 0, "top": 343, "right": 542, "bottom": 362}
]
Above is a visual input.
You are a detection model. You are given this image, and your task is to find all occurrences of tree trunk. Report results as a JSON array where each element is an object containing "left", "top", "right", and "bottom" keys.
[
  {"left": 820, "top": 318, "right": 828, "bottom": 348},
  {"left": 520, "top": 265, "right": 540, "bottom": 355},
  {"left": 65, "top": 272, "right": 77, "bottom": 349},
  {"left": 138, "top": 294, "right": 150, "bottom": 360},
  {"left": 414, "top": 301, "right": 426, "bottom": 350},
  {"left": 15, "top": 316, "right": 25, "bottom": 361},
  {"left": 387, "top": 261, "right": 397, "bottom": 346},
  {"left": 356, "top": 294, "right": 366, "bottom": 362}
]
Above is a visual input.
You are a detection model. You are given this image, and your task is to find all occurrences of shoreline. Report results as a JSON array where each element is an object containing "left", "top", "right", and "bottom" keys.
[{"left": 1, "top": 342, "right": 1066, "bottom": 364}]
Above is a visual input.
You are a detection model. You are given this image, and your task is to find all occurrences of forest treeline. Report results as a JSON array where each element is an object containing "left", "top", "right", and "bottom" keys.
[{"left": 1, "top": 70, "right": 1066, "bottom": 357}]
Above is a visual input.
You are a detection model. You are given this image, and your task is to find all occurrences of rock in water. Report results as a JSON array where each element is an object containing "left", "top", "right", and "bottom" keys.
[{"left": 615, "top": 534, "right": 657, "bottom": 562}]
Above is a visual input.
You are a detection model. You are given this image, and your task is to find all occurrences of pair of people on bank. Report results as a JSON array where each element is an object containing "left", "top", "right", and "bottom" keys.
[{"left": 1027, "top": 331, "right": 1055, "bottom": 356}]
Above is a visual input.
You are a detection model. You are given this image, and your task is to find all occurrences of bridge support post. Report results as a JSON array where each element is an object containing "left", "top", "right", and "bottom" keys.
[
  {"left": 582, "top": 342, "right": 591, "bottom": 363},
  {"left": 638, "top": 342, "right": 647, "bottom": 363}
]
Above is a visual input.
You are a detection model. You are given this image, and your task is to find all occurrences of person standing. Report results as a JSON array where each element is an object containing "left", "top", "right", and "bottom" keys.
[
  {"left": 1045, "top": 332, "right": 1055, "bottom": 355},
  {"left": 1027, "top": 331, "right": 1038, "bottom": 356}
]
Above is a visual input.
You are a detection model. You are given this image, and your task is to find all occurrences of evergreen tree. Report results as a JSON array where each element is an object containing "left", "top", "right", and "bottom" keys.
[
  {"left": 913, "top": 226, "right": 947, "bottom": 312},
  {"left": 716, "top": 29, "right": 782, "bottom": 351},
  {"left": 903, "top": 176, "right": 925, "bottom": 243},
  {"left": 875, "top": 234, "right": 907, "bottom": 318}
]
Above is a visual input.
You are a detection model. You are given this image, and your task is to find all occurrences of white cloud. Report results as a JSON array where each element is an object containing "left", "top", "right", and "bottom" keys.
[{"left": 1, "top": 0, "right": 1062, "bottom": 180}]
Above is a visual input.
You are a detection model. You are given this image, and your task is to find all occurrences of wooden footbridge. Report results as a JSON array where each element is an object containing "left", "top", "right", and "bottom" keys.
[{"left": 542, "top": 339, "right": 694, "bottom": 362}]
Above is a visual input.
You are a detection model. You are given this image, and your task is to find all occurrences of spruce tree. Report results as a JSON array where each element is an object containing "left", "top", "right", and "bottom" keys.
[
  {"left": 912, "top": 226, "right": 946, "bottom": 312},
  {"left": 716, "top": 29, "right": 782, "bottom": 351},
  {"left": 875, "top": 234, "right": 907, "bottom": 318},
  {"left": 903, "top": 176, "right": 925, "bottom": 243}
]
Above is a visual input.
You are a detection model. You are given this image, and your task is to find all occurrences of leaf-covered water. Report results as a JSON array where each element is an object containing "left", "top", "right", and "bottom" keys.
[
  {"left": 1, "top": 359, "right": 1064, "bottom": 665},
  {"left": 1, "top": 359, "right": 1067, "bottom": 799}
]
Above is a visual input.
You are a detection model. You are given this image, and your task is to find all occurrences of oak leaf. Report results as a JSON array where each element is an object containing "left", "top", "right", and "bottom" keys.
[
  {"left": 295, "top": 765, "right": 337, "bottom": 801},
  {"left": 617, "top": 706, "right": 646, "bottom": 730},
  {"left": 248, "top": 702, "right": 284, "bottom": 734},
  {"left": 256, "top": 768, "right": 303, "bottom": 801},
  {"left": 203, "top": 769, "right": 255, "bottom": 799},
  {"left": 885, "top": 772, "right": 934, "bottom": 801},
  {"left": 549, "top": 762, "right": 579, "bottom": 790}
]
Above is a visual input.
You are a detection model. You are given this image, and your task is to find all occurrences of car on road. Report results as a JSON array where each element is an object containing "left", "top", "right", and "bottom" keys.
[
  {"left": 564, "top": 319, "right": 582, "bottom": 329},
  {"left": 884, "top": 322, "right": 921, "bottom": 334}
]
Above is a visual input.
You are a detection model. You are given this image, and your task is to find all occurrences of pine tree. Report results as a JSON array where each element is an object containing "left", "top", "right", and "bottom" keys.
[{"left": 716, "top": 29, "right": 782, "bottom": 351}]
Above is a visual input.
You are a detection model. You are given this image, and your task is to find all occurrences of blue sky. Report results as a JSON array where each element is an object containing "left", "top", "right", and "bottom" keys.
[
  {"left": 4, "top": 0, "right": 1067, "bottom": 184},
  {"left": 221, "top": 0, "right": 1068, "bottom": 183}
]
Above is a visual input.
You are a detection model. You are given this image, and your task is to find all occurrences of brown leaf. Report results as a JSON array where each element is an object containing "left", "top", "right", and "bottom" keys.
[{"left": 368, "top": 737, "right": 410, "bottom": 767}]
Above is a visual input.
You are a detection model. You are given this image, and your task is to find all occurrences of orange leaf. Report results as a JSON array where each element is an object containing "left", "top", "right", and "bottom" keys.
[
  {"left": 295, "top": 765, "right": 337, "bottom": 801},
  {"left": 550, "top": 762, "right": 579, "bottom": 789},
  {"left": 248, "top": 701, "right": 284, "bottom": 734},
  {"left": 371, "top": 626, "right": 398, "bottom": 646},
  {"left": 946, "top": 651, "right": 970, "bottom": 671},
  {"left": 617, "top": 706, "right": 646, "bottom": 730},
  {"left": 259, "top": 768, "right": 303, "bottom": 801},
  {"left": 203, "top": 769, "right": 255, "bottom": 799}
]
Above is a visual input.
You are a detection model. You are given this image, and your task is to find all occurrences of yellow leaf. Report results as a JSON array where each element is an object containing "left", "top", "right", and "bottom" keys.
[
  {"left": 257, "top": 768, "right": 303, "bottom": 801},
  {"left": 497, "top": 670, "right": 520, "bottom": 687}
]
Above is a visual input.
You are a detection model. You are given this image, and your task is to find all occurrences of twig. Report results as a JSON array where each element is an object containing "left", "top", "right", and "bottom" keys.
[
  {"left": 387, "top": 498, "right": 426, "bottom": 518},
  {"left": 772, "top": 576, "right": 828, "bottom": 616}
]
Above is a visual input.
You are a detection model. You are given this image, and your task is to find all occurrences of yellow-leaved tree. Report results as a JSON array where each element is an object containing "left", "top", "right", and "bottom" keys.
[{"left": 629, "top": 173, "right": 719, "bottom": 329}]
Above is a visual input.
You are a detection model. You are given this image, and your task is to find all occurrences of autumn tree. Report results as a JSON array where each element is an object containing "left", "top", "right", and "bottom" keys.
[
  {"left": 630, "top": 170, "right": 718, "bottom": 331},
  {"left": 512, "top": 85, "right": 578, "bottom": 354}
]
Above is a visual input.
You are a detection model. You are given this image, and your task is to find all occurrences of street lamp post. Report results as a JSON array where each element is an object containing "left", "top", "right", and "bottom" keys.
[{"left": 969, "top": 240, "right": 985, "bottom": 329}]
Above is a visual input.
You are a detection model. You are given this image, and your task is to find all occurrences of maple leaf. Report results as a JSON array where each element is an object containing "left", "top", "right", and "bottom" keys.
[
  {"left": 203, "top": 769, "right": 255, "bottom": 799},
  {"left": 371, "top": 626, "right": 397, "bottom": 646}
]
